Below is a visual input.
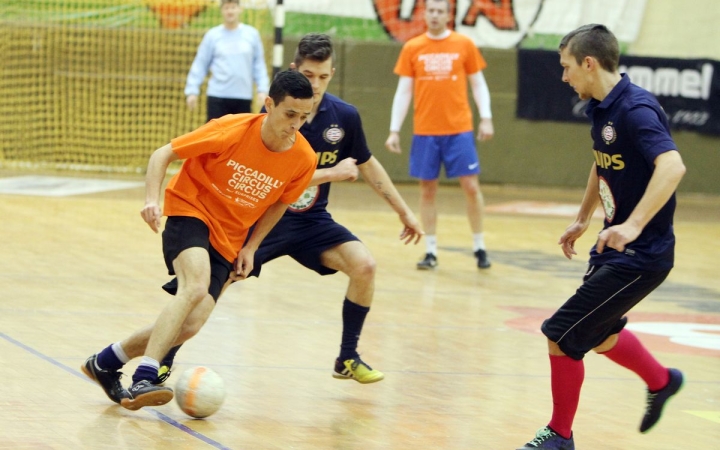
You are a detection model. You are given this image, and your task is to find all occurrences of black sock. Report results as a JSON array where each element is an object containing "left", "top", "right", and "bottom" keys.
[
  {"left": 339, "top": 298, "right": 369, "bottom": 361},
  {"left": 161, "top": 345, "right": 182, "bottom": 368}
]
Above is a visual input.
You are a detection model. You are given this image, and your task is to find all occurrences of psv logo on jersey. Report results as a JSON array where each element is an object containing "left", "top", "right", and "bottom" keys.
[
  {"left": 324, "top": 126, "right": 344, "bottom": 144},
  {"left": 602, "top": 122, "right": 617, "bottom": 145}
]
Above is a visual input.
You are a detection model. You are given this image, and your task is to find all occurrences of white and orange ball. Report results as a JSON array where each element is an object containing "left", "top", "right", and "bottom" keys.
[{"left": 175, "top": 366, "right": 226, "bottom": 418}]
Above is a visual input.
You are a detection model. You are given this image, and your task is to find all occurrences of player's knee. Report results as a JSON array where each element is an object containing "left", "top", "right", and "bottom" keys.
[
  {"left": 460, "top": 180, "right": 480, "bottom": 197},
  {"left": 349, "top": 256, "right": 376, "bottom": 280},
  {"left": 592, "top": 333, "right": 619, "bottom": 353},
  {"left": 541, "top": 319, "right": 587, "bottom": 360},
  {"left": 419, "top": 183, "right": 438, "bottom": 201},
  {"left": 178, "top": 283, "right": 210, "bottom": 306},
  {"left": 420, "top": 189, "right": 436, "bottom": 202}
]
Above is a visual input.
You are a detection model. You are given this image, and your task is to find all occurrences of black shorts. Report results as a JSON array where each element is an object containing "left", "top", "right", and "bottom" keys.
[
  {"left": 206, "top": 96, "right": 251, "bottom": 122},
  {"left": 541, "top": 264, "right": 670, "bottom": 360},
  {"left": 162, "top": 216, "right": 233, "bottom": 301},
  {"left": 248, "top": 211, "right": 360, "bottom": 277}
]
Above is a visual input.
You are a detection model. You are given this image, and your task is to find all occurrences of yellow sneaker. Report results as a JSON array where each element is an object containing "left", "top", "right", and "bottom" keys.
[
  {"left": 332, "top": 357, "right": 384, "bottom": 384},
  {"left": 153, "top": 365, "right": 172, "bottom": 386}
]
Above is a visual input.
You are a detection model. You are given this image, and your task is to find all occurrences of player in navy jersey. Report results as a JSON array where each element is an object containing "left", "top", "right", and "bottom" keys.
[
  {"left": 158, "top": 33, "right": 423, "bottom": 385},
  {"left": 517, "top": 25, "right": 686, "bottom": 450}
]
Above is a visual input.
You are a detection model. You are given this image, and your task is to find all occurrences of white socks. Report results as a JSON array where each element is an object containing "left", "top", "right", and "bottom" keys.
[
  {"left": 139, "top": 356, "right": 159, "bottom": 370},
  {"left": 426, "top": 233, "right": 485, "bottom": 254},
  {"left": 473, "top": 233, "right": 486, "bottom": 252},
  {"left": 112, "top": 342, "right": 130, "bottom": 364},
  {"left": 425, "top": 235, "right": 438, "bottom": 255}
]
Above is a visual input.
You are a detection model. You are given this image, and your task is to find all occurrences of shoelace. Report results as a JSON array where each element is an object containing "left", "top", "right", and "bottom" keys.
[
  {"left": 645, "top": 391, "right": 658, "bottom": 414},
  {"left": 107, "top": 371, "right": 125, "bottom": 393},
  {"left": 528, "top": 429, "right": 555, "bottom": 445}
]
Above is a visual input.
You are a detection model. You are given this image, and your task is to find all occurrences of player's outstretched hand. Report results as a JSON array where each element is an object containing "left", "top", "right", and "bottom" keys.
[
  {"left": 558, "top": 220, "right": 588, "bottom": 259},
  {"left": 398, "top": 211, "right": 424, "bottom": 245},
  {"left": 140, "top": 202, "right": 162, "bottom": 233}
]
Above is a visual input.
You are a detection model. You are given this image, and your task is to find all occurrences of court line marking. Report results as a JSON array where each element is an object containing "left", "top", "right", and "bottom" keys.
[{"left": 0, "top": 331, "right": 232, "bottom": 450}]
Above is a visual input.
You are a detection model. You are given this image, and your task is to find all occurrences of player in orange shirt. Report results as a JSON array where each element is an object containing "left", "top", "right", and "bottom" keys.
[
  {"left": 80, "top": 70, "right": 317, "bottom": 411},
  {"left": 385, "top": 0, "right": 495, "bottom": 270}
]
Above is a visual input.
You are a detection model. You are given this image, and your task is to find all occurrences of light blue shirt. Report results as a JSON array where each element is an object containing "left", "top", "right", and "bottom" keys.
[{"left": 184, "top": 24, "right": 270, "bottom": 100}]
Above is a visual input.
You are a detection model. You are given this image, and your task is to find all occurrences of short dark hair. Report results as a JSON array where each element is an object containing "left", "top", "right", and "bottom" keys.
[
  {"left": 293, "top": 33, "right": 335, "bottom": 67},
  {"left": 559, "top": 24, "right": 619, "bottom": 72},
  {"left": 268, "top": 69, "right": 313, "bottom": 105},
  {"left": 220, "top": 0, "right": 240, "bottom": 6}
]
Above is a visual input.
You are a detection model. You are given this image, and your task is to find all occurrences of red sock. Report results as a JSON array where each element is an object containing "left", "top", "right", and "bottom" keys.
[
  {"left": 600, "top": 329, "right": 669, "bottom": 391},
  {"left": 547, "top": 354, "right": 584, "bottom": 440}
]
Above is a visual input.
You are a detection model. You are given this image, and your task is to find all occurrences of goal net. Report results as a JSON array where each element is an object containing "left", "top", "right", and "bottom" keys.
[{"left": 0, "top": 0, "right": 272, "bottom": 172}]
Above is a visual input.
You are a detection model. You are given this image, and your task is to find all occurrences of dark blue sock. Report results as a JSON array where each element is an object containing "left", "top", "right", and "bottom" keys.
[
  {"left": 132, "top": 363, "right": 159, "bottom": 385},
  {"left": 96, "top": 344, "right": 123, "bottom": 371},
  {"left": 339, "top": 298, "right": 369, "bottom": 361},
  {"left": 161, "top": 345, "right": 182, "bottom": 367}
]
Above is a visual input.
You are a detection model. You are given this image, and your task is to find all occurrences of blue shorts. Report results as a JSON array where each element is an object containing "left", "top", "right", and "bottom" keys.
[
  {"left": 409, "top": 132, "right": 480, "bottom": 180},
  {"left": 541, "top": 264, "right": 670, "bottom": 360},
  {"left": 248, "top": 210, "right": 360, "bottom": 277}
]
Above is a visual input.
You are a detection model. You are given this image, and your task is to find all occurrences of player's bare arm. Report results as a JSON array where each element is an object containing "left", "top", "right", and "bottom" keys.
[
  {"left": 597, "top": 151, "right": 685, "bottom": 254},
  {"left": 140, "top": 143, "right": 180, "bottom": 233},
  {"left": 358, "top": 156, "right": 424, "bottom": 244},
  {"left": 559, "top": 163, "right": 599, "bottom": 259}
]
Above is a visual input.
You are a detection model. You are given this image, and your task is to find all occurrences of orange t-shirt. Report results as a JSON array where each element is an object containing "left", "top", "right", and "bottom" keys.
[
  {"left": 165, "top": 114, "right": 316, "bottom": 263},
  {"left": 394, "top": 31, "right": 487, "bottom": 135}
]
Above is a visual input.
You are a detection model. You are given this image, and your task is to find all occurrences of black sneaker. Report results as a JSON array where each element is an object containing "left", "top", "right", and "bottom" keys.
[
  {"left": 640, "top": 368, "right": 684, "bottom": 432},
  {"left": 120, "top": 380, "right": 174, "bottom": 411},
  {"left": 416, "top": 253, "right": 438, "bottom": 270},
  {"left": 81, "top": 354, "right": 129, "bottom": 404},
  {"left": 517, "top": 426, "right": 574, "bottom": 449},
  {"left": 474, "top": 249, "right": 491, "bottom": 269}
]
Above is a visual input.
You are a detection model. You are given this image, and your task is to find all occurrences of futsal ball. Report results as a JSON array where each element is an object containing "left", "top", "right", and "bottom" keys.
[{"left": 175, "top": 366, "right": 226, "bottom": 418}]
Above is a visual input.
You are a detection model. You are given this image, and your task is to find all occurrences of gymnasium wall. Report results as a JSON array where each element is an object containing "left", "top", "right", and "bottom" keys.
[{"left": 282, "top": 38, "right": 719, "bottom": 195}]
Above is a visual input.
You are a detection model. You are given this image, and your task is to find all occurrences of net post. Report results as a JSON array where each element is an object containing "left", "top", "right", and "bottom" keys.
[{"left": 272, "top": 0, "right": 285, "bottom": 77}]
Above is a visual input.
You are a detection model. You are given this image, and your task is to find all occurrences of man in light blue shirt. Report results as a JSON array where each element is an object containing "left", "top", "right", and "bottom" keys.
[{"left": 184, "top": 0, "right": 270, "bottom": 121}]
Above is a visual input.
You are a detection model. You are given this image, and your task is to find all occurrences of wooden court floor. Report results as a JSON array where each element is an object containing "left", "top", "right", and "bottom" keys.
[{"left": 0, "top": 171, "right": 718, "bottom": 449}]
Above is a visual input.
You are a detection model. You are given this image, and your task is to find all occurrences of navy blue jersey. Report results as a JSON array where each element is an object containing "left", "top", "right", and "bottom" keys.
[
  {"left": 585, "top": 74, "right": 678, "bottom": 270},
  {"left": 263, "top": 93, "right": 372, "bottom": 214}
]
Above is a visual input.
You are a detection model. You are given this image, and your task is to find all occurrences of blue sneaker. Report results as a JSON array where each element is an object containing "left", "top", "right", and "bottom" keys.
[
  {"left": 517, "top": 426, "right": 574, "bottom": 449},
  {"left": 640, "top": 368, "right": 684, "bottom": 433}
]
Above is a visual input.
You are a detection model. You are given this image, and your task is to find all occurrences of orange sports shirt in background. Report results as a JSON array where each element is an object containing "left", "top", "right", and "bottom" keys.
[
  {"left": 164, "top": 114, "right": 316, "bottom": 263},
  {"left": 394, "top": 31, "right": 487, "bottom": 136}
]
